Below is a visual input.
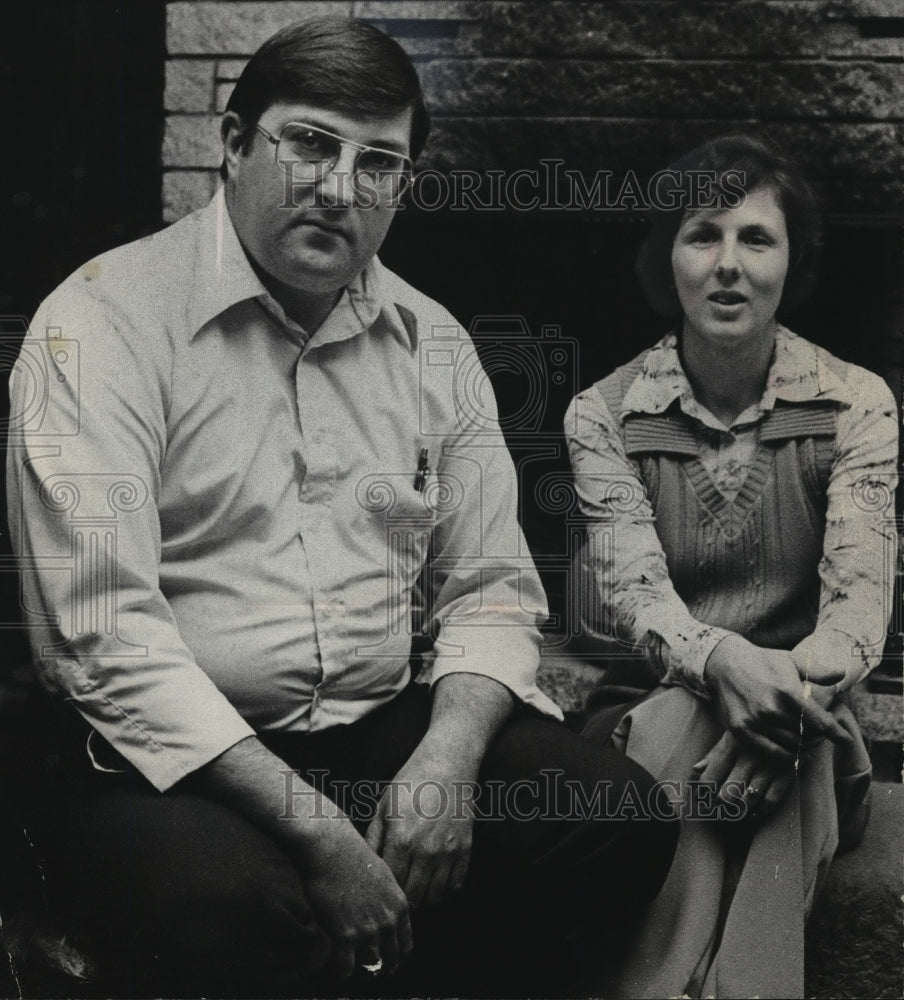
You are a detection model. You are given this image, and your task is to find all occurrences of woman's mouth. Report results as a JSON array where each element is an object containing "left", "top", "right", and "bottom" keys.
[{"left": 708, "top": 291, "right": 747, "bottom": 305}]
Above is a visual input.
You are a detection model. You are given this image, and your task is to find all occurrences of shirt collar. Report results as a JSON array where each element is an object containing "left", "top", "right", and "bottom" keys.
[
  {"left": 185, "top": 189, "right": 416, "bottom": 353},
  {"left": 620, "top": 326, "right": 848, "bottom": 429}
]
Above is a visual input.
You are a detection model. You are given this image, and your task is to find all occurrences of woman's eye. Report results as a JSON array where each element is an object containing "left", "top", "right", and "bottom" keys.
[
  {"left": 684, "top": 227, "right": 717, "bottom": 245},
  {"left": 743, "top": 232, "right": 774, "bottom": 247}
]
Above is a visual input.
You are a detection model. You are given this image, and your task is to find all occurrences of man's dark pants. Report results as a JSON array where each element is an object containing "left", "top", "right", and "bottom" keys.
[{"left": 45, "top": 683, "right": 678, "bottom": 997}]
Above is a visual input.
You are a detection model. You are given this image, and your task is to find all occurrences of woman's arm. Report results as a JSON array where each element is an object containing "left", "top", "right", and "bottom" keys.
[
  {"left": 566, "top": 387, "right": 732, "bottom": 699},
  {"left": 790, "top": 366, "right": 899, "bottom": 691}
]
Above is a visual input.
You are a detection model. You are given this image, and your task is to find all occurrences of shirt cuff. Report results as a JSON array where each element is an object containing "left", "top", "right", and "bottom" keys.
[
  {"left": 791, "top": 629, "right": 878, "bottom": 691},
  {"left": 48, "top": 656, "right": 257, "bottom": 792},
  {"left": 637, "top": 608, "right": 733, "bottom": 698},
  {"left": 427, "top": 623, "right": 564, "bottom": 721}
]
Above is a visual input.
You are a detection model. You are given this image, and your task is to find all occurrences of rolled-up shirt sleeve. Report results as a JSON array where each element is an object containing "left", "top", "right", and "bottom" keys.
[
  {"left": 565, "top": 390, "right": 731, "bottom": 697},
  {"left": 420, "top": 339, "right": 563, "bottom": 720},
  {"left": 7, "top": 287, "right": 254, "bottom": 791},
  {"left": 790, "top": 368, "right": 899, "bottom": 690}
]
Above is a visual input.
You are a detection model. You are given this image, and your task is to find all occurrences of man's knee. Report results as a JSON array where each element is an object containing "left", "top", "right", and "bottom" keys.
[
  {"left": 52, "top": 786, "right": 333, "bottom": 994},
  {"left": 160, "top": 866, "right": 331, "bottom": 991},
  {"left": 474, "top": 715, "right": 679, "bottom": 910}
]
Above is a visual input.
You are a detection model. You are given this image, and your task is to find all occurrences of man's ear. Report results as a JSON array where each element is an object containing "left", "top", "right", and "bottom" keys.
[{"left": 221, "top": 111, "right": 247, "bottom": 180}]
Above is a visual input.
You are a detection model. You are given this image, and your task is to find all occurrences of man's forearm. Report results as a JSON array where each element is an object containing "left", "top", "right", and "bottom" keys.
[
  {"left": 190, "top": 735, "right": 355, "bottom": 855},
  {"left": 425, "top": 672, "right": 515, "bottom": 771}
]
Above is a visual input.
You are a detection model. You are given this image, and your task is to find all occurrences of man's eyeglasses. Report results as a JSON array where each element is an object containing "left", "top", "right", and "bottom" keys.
[{"left": 254, "top": 121, "right": 412, "bottom": 196}]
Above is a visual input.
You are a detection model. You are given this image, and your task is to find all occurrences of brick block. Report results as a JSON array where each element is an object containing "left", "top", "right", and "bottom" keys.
[
  {"left": 165, "top": 59, "right": 216, "bottom": 112},
  {"left": 828, "top": 0, "right": 904, "bottom": 15},
  {"left": 422, "top": 59, "right": 763, "bottom": 118},
  {"left": 162, "top": 114, "right": 222, "bottom": 169},
  {"left": 353, "top": 1, "right": 480, "bottom": 18},
  {"left": 825, "top": 35, "right": 904, "bottom": 58},
  {"left": 162, "top": 170, "right": 218, "bottom": 222},
  {"left": 477, "top": 1, "right": 855, "bottom": 59},
  {"left": 216, "top": 81, "right": 235, "bottom": 114},
  {"left": 759, "top": 62, "right": 904, "bottom": 120},
  {"left": 167, "top": 2, "right": 353, "bottom": 55},
  {"left": 216, "top": 59, "right": 249, "bottom": 82},
  {"left": 763, "top": 122, "right": 904, "bottom": 180}
]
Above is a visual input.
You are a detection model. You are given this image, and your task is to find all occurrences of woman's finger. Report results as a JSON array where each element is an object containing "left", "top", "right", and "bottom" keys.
[
  {"left": 718, "top": 753, "right": 758, "bottom": 805},
  {"left": 792, "top": 693, "right": 851, "bottom": 745},
  {"left": 696, "top": 733, "right": 738, "bottom": 787},
  {"left": 761, "top": 768, "right": 796, "bottom": 813},
  {"left": 734, "top": 728, "right": 795, "bottom": 762}
]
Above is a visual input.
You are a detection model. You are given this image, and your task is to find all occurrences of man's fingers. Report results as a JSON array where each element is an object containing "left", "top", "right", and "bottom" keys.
[
  {"left": 402, "top": 856, "right": 432, "bottom": 909},
  {"left": 364, "top": 806, "right": 385, "bottom": 853},
  {"left": 376, "top": 921, "right": 401, "bottom": 976},
  {"left": 332, "top": 938, "right": 357, "bottom": 980},
  {"left": 380, "top": 835, "right": 411, "bottom": 888},
  {"left": 424, "top": 857, "right": 456, "bottom": 908},
  {"left": 448, "top": 855, "right": 469, "bottom": 895},
  {"left": 398, "top": 906, "right": 414, "bottom": 958}
]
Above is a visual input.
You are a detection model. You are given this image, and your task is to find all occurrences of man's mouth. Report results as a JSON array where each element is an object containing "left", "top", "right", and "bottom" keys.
[
  {"left": 708, "top": 291, "right": 747, "bottom": 305},
  {"left": 293, "top": 215, "right": 349, "bottom": 236}
]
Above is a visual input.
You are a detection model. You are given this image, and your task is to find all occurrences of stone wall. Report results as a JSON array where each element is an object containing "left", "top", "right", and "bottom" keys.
[{"left": 163, "top": 0, "right": 904, "bottom": 222}]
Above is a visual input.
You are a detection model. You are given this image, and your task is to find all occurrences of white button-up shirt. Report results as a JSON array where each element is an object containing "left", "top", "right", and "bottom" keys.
[{"left": 7, "top": 191, "right": 559, "bottom": 791}]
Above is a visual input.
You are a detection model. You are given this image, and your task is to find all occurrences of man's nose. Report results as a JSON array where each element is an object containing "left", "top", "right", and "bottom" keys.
[{"left": 317, "top": 146, "right": 358, "bottom": 208}]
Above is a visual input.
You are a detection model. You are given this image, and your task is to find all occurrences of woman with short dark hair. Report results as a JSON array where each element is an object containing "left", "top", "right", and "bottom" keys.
[{"left": 567, "top": 134, "right": 898, "bottom": 998}]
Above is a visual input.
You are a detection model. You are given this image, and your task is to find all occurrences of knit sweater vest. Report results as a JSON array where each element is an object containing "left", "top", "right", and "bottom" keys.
[{"left": 597, "top": 353, "right": 840, "bottom": 651}]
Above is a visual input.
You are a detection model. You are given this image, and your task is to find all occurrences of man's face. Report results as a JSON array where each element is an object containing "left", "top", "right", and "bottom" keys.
[{"left": 223, "top": 101, "right": 413, "bottom": 316}]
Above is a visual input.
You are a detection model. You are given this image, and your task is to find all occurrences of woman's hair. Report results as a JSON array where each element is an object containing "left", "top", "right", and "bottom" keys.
[
  {"left": 222, "top": 17, "right": 430, "bottom": 174},
  {"left": 635, "top": 134, "right": 822, "bottom": 318}
]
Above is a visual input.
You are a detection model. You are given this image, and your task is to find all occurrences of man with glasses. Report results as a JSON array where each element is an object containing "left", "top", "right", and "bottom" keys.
[{"left": 7, "top": 17, "right": 677, "bottom": 997}]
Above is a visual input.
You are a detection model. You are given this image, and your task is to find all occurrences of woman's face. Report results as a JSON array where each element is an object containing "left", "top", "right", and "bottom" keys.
[{"left": 670, "top": 184, "right": 790, "bottom": 354}]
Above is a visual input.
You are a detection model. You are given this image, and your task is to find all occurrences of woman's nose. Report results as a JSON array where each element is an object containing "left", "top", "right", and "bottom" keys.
[{"left": 715, "top": 240, "right": 740, "bottom": 281}]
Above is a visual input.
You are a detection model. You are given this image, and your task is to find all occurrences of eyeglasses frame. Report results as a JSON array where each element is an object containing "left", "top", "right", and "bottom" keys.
[{"left": 253, "top": 121, "right": 413, "bottom": 188}]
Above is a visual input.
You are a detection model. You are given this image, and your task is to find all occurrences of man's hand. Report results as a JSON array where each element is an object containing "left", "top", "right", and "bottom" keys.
[
  {"left": 294, "top": 817, "right": 412, "bottom": 979},
  {"left": 693, "top": 731, "right": 796, "bottom": 819},
  {"left": 365, "top": 735, "right": 474, "bottom": 909},
  {"left": 704, "top": 635, "right": 850, "bottom": 760},
  {"left": 366, "top": 673, "right": 514, "bottom": 910},
  {"left": 194, "top": 737, "right": 411, "bottom": 978}
]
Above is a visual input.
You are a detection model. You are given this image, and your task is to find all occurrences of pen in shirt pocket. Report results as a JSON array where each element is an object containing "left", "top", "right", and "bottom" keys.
[{"left": 413, "top": 448, "right": 430, "bottom": 492}]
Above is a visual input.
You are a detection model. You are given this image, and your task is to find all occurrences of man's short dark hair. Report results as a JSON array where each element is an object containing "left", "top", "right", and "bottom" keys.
[
  {"left": 636, "top": 134, "right": 822, "bottom": 319},
  {"left": 221, "top": 16, "right": 430, "bottom": 177}
]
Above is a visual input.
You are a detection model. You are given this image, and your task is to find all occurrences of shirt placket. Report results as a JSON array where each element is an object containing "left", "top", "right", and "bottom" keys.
[{"left": 294, "top": 348, "right": 344, "bottom": 725}]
